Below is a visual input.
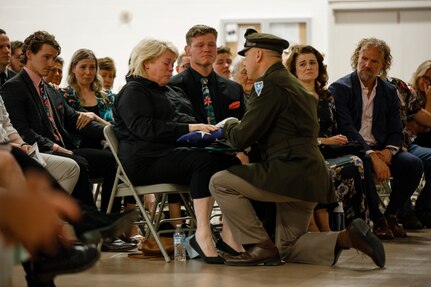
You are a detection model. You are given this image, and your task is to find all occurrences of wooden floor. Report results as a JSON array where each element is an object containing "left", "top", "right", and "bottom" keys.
[{"left": 11, "top": 229, "right": 431, "bottom": 287}]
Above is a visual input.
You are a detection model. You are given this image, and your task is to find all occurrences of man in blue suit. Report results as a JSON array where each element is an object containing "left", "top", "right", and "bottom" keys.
[{"left": 329, "top": 38, "right": 423, "bottom": 239}]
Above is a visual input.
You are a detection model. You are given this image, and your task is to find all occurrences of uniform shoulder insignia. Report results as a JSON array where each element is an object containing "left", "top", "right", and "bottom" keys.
[{"left": 254, "top": 81, "right": 264, "bottom": 96}]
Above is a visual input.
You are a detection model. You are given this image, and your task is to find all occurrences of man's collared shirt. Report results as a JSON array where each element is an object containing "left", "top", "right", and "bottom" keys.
[{"left": 359, "top": 79, "right": 378, "bottom": 146}]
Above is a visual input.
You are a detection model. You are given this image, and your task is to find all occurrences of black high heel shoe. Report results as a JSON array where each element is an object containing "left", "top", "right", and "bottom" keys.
[
  {"left": 216, "top": 238, "right": 242, "bottom": 256},
  {"left": 189, "top": 236, "right": 225, "bottom": 264}
]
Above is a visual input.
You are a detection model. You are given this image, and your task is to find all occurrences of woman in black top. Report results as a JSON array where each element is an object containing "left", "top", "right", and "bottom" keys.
[{"left": 113, "top": 38, "right": 239, "bottom": 264}]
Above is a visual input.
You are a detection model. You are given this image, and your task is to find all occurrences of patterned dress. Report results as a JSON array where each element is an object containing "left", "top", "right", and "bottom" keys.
[
  {"left": 63, "top": 87, "right": 115, "bottom": 147},
  {"left": 318, "top": 89, "right": 368, "bottom": 226},
  {"left": 388, "top": 77, "right": 431, "bottom": 148}
]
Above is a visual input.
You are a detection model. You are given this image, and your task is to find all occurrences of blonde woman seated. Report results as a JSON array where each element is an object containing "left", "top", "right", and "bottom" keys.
[{"left": 113, "top": 38, "right": 240, "bottom": 264}]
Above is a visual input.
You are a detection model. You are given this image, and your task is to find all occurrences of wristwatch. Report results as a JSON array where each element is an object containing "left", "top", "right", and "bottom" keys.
[{"left": 317, "top": 138, "right": 322, "bottom": 145}]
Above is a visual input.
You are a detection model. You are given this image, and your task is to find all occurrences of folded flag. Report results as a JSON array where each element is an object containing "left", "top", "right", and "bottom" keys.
[{"left": 177, "top": 129, "right": 223, "bottom": 146}]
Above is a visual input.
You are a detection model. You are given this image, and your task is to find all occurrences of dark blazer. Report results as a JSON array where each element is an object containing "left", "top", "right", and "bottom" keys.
[
  {"left": 5, "top": 69, "right": 16, "bottom": 81},
  {"left": 169, "top": 67, "right": 246, "bottom": 123},
  {"left": 328, "top": 71, "right": 403, "bottom": 152},
  {"left": 0, "top": 69, "right": 16, "bottom": 87},
  {"left": 0, "top": 69, "right": 104, "bottom": 152}
]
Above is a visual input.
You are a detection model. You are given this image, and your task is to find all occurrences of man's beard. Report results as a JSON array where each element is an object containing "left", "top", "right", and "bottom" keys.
[{"left": 358, "top": 69, "right": 373, "bottom": 82}]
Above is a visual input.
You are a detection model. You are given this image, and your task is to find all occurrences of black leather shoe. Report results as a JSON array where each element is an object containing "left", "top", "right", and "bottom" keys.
[
  {"left": 77, "top": 209, "right": 139, "bottom": 244},
  {"left": 417, "top": 210, "right": 431, "bottom": 228},
  {"left": 29, "top": 243, "right": 99, "bottom": 282},
  {"left": 216, "top": 238, "right": 242, "bottom": 256},
  {"left": 101, "top": 238, "right": 137, "bottom": 252},
  {"left": 189, "top": 235, "right": 225, "bottom": 264},
  {"left": 398, "top": 211, "right": 423, "bottom": 230},
  {"left": 224, "top": 240, "right": 281, "bottom": 266},
  {"left": 25, "top": 277, "right": 56, "bottom": 287},
  {"left": 349, "top": 218, "right": 385, "bottom": 268}
]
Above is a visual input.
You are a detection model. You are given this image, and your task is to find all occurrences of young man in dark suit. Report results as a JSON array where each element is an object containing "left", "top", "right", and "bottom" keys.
[
  {"left": 168, "top": 25, "right": 248, "bottom": 227},
  {"left": 169, "top": 24, "right": 245, "bottom": 124},
  {"left": 329, "top": 38, "right": 424, "bottom": 239}
]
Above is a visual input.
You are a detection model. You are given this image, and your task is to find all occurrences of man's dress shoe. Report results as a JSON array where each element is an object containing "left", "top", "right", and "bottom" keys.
[
  {"left": 101, "top": 238, "right": 137, "bottom": 252},
  {"left": 77, "top": 209, "right": 139, "bottom": 243},
  {"left": 30, "top": 243, "right": 99, "bottom": 282},
  {"left": 224, "top": 242, "right": 281, "bottom": 266},
  {"left": 373, "top": 217, "right": 395, "bottom": 240},
  {"left": 189, "top": 235, "right": 225, "bottom": 264},
  {"left": 348, "top": 218, "right": 385, "bottom": 268}
]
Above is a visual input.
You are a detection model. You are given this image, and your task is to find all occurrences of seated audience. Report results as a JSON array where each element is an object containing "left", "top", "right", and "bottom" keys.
[
  {"left": 9, "top": 40, "right": 23, "bottom": 74},
  {"left": 44, "top": 56, "right": 64, "bottom": 86},
  {"left": 98, "top": 56, "right": 116, "bottom": 91},
  {"left": 213, "top": 45, "right": 233, "bottom": 79},
  {"left": 328, "top": 38, "right": 423, "bottom": 239},
  {"left": 231, "top": 56, "right": 254, "bottom": 105},
  {"left": 175, "top": 52, "right": 191, "bottom": 74},
  {"left": 0, "top": 30, "right": 15, "bottom": 86},
  {"left": 385, "top": 75, "right": 431, "bottom": 229},
  {"left": 0, "top": 31, "right": 122, "bottom": 222},
  {"left": 409, "top": 60, "right": 431, "bottom": 148},
  {"left": 386, "top": 60, "right": 431, "bottom": 229}
]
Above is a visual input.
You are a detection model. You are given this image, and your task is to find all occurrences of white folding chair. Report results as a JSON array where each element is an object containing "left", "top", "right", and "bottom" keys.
[
  {"left": 103, "top": 125, "right": 195, "bottom": 262},
  {"left": 377, "top": 173, "right": 425, "bottom": 211}
]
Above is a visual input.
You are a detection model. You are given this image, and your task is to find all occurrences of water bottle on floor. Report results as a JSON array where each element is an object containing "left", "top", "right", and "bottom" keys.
[
  {"left": 332, "top": 202, "right": 345, "bottom": 231},
  {"left": 173, "top": 224, "right": 186, "bottom": 262}
]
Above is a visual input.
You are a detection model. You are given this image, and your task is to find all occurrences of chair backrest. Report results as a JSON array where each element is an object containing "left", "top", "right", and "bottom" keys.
[
  {"left": 103, "top": 125, "right": 134, "bottom": 186},
  {"left": 103, "top": 125, "right": 120, "bottom": 155}
]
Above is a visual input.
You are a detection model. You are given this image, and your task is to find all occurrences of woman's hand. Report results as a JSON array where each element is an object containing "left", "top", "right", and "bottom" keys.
[
  {"left": 320, "top": 134, "right": 348, "bottom": 145},
  {"left": 76, "top": 112, "right": 96, "bottom": 130},
  {"left": 188, "top": 123, "right": 218, "bottom": 133}
]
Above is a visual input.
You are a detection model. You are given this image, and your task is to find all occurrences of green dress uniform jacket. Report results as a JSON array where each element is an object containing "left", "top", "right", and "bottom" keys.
[{"left": 223, "top": 62, "right": 336, "bottom": 204}]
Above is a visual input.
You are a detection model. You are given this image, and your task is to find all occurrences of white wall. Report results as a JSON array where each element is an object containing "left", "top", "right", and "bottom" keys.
[
  {"left": 1, "top": 0, "right": 429, "bottom": 91},
  {"left": 0, "top": 0, "right": 328, "bottom": 92},
  {"left": 327, "top": 0, "right": 431, "bottom": 84}
]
